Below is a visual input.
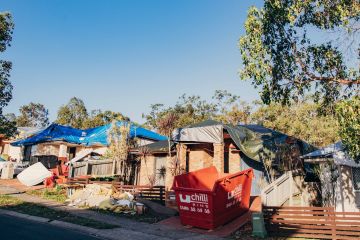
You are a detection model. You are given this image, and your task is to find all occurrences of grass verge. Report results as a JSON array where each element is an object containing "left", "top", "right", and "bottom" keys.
[
  {"left": 0, "top": 194, "right": 117, "bottom": 229},
  {"left": 27, "top": 185, "right": 67, "bottom": 203}
]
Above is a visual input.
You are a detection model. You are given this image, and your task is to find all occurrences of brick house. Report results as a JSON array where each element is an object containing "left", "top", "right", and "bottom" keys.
[{"left": 134, "top": 120, "right": 313, "bottom": 195}]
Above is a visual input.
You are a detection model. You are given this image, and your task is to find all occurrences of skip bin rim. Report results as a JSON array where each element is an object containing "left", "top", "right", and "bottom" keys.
[
  {"left": 172, "top": 167, "right": 254, "bottom": 192},
  {"left": 212, "top": 168, "right": 254, "bottom": 192}
]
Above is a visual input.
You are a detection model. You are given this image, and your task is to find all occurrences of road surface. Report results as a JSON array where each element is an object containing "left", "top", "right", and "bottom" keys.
[{"left": 0, "top": 213, "right": 101, "bottom": 240}]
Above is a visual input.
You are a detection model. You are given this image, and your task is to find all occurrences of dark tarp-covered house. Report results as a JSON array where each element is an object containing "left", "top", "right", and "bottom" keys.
[{"left": 135, "top": 120, "right": 314, "bottom": 195}]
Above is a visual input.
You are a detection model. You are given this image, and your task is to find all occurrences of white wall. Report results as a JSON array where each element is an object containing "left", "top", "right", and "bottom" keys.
[
  {"left": 320, "top": 163, "right": 360, "bottom": 212},
  {"left": 335, "top": 165, "right": 360, "bottom": 212}
]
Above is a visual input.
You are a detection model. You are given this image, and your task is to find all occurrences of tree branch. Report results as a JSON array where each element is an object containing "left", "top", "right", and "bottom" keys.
[{"left": 292, "top": 44, "right": 360, "bottom": 85}]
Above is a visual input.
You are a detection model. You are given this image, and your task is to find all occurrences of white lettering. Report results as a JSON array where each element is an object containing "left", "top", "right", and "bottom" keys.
[
  {"left": 227, "top": 184, "right": 243, "bottom": 200},
  {"left": 179, "top": 193, "right": 209, "bottom": 204}
]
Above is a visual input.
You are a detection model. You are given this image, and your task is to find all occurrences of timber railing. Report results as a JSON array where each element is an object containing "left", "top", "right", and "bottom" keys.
[
  {"left": 261, "top": 171, "right": 302, "bottom": 206},
  {"left": 66, "top": 178, "right": 165, "bottom": 204},
  {"left": 264, "top": 206, "right": 360, "bottom": 239}
]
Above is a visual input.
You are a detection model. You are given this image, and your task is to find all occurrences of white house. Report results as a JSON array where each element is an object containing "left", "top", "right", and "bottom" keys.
[{"left": 302, "top": 141, "right": 360, "bottom": 212}]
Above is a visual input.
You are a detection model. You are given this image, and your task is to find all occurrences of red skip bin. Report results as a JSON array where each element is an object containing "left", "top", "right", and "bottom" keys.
[{"left": 172, "top": 166, "right": 253, "bottom": 230}]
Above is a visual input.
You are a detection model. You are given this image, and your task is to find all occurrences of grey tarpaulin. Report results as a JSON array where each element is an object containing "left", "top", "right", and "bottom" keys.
[
  {"left": 172, "top": 123, "right": 223, "bottom": 144},
  {"left": 302, "top": 141, "right": 360, "bottom": 167},
  {"left": 172, "top": 120, "right": 314, "bottom": 163}
]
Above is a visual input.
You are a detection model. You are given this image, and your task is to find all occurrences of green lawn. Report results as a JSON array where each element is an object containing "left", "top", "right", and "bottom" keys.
[{"left": 27, "top": 185, "right": 67, "bottom": 203}]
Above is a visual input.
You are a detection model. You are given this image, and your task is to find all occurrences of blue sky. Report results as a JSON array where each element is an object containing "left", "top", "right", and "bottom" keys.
[{"left": 1, "top": 0, "right": 263, "bottom": 124}]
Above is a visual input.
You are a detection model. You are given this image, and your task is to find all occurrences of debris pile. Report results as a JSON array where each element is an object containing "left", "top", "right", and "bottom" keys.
[{"left": 67, "top": 184, "right": 145, "bottom": 215}]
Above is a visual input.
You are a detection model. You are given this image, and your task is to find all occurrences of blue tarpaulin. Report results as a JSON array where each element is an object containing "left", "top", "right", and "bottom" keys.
[{"left": 11, "top": 122, "right": 167, "bottom": 147}]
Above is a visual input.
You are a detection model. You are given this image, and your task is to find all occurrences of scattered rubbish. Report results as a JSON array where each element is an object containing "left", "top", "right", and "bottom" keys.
[
  {"left": 116, "top": 199, "right": 131, "bottom": 207},
  {"left": 112, "top": 191, "right": 134, "bottom": 201},
  {"left": 135, "top": 202, "right": 145, "bottom": 215},
  {"left": 68, "top": 184, "right": 112, "bottom": 208},
  {"left": 67, "top": 183, "right": 144, "bottom": 215},
  {"left": 17, "top": 162, "right": 52, "bottom": 186}
]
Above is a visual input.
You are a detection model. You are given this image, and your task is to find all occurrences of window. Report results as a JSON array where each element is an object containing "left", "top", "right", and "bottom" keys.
[
  {"left": 352, "top": 167, "right": 360, "bottom": 191},
  {"left": 67, "top": 147, "right": 76, "bottom": 160},
  {"left": 23, "top": 146, "right": 32, "bottom": 161}
]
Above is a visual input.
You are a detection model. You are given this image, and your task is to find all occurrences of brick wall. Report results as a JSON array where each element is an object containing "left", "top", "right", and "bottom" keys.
[
  {"left": 213, "top": 143, "right": 224, "bottom": 173},
  {"left": 165, "top": 154, "right": 177, "bottom": 190},
  {"left": 138, "top": 155, "right": 156, "bottom": 185},
  {"left": 178, "top": 144, "right": 187, "bottom": 172},
  {"left": 229, "top": 150, "right": 241, "bottom": 173}
]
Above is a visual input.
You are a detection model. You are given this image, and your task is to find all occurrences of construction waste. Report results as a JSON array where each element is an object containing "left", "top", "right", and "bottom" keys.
[
  {"left": 17, "top": 162, "right": 52, "bottom": 186},
  {"left": 67, "top": 184, "right": 145, "bottom": 215}
]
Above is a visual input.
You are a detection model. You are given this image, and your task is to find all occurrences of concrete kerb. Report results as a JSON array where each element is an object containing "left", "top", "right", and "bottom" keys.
[
  {"left": 0, "top": 208, "right": 176, "bottom": 240},
  {"left": 0, "top": 209, "right": 110, "bottom": 239}
]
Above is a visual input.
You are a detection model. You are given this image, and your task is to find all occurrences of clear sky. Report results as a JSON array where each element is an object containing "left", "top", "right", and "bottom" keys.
[{"left": 1, "top": 0, "right": 263, "bottom": 124}]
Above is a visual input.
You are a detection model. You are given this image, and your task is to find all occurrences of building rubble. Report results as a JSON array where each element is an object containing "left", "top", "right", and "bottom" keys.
[{"left": 67, "top": 184, "right": 145, "bottom": 215}]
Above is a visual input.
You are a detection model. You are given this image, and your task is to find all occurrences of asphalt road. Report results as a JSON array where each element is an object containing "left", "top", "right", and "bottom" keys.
[{"left": 0, "top": 214, "right": 101, "bottom": 240}]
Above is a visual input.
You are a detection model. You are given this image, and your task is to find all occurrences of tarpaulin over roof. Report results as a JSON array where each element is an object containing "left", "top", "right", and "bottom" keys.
[
  {"left": 135, "top": 140, "right": 175, "bottom": 153},
  {"left": 11, "top": 122, "right": 167, "bottom": 147},
  {"left": 172, "top": 120, "right": 314, "bottom": 162},
  {"left": 302, "top": 141, "right": 359, "bottom": 167}
]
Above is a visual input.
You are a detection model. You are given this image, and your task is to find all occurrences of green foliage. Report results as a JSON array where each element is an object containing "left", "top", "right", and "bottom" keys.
[
  {"left": 82, "top": 109, "right": 130, "bottom": 129},
  {"left": 0, "top": 12, "right": 16, "bottom": 137},
  {"left": 16, "top": 102, "right": 49, "bottom": 128},
  {"left": 239, "top": 0, "right": 360, "bottom": 108},
  {"left": 156, "top": 112, "right": 178, "bottom": 157},
  {"left": 56, "top": 97, "right": 131, "bottom": 129},
  {"left": 251, "top": 101, "right": 340, "bottom": 147},
  {"left": 143, "top": 90, "right": 252, "bottom": 130},
  {"left": 212, "top": 90, "right": 252, "bottom": 125},
  {"left": 336, "top": 96, "right": 360, "bottom": 161},
  {"left": 104, "top": 121, "right": 131, "bottom": 175},
  {"left": 56, "top": 97, "right": 88, "bottom": 129},
  {"left": 0, "top": 114, "right": 16, "bottom": 137},
  {"left": 143, "top": 94, "right": 217, "bottom": 130},
  {"left": 144, "top": 91, "right": 339, "bottom": 148}
]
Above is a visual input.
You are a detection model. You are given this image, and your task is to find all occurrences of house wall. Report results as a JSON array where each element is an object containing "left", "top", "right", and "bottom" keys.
[
  {"left": 320, "top": 163, "right": 360, "bottom": 212},
  {"left": 188, "top": 144, "right": 214, "bottom": 172},
  {"left": 229, "top": 151, "right": 241, "bottom": 173},
  {"left": 139, "top": 141, "right": 265, "bottom": 192},
  {"left": 213, "top": 143, "right": 224, "bottom": 173},
  {"left": 137, "top": 153, "right": 171, "bottom": 187},
  {"left": 138, "top": 155, "right": 156, "bottom": 186},
  {"left": 335, "top": 165, "right": 360, "bottom": 212},
  {"left": 8, "top": 145, "right": 22, "bottom": 161},
  {"left": 1, "top": 142, "right": 22, "bottom": 161},
  {"left": 154, "top": 156, "right": 167, "bottom": 186},
  {"left": 32, "top": 143, "right": 60, "bottom": 156}
]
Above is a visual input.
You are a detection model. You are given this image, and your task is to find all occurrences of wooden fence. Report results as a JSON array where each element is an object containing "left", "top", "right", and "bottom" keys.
[
  {"left": 66, "top": 178, "right": 165, "bottom": 204},
  {"left": 68, "top": 159, "right": 115, "bottom": 178},
  {"left": 264, "top": 206, "right": 360, "bottom": 239}
]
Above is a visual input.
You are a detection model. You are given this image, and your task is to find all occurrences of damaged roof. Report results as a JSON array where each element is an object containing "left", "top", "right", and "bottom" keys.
[
  {"left": 11, "top": 122, "right": 167, "bottom": 147},
  {"left": 170, "top": 120, "right": 314, "bottom": 162}
]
